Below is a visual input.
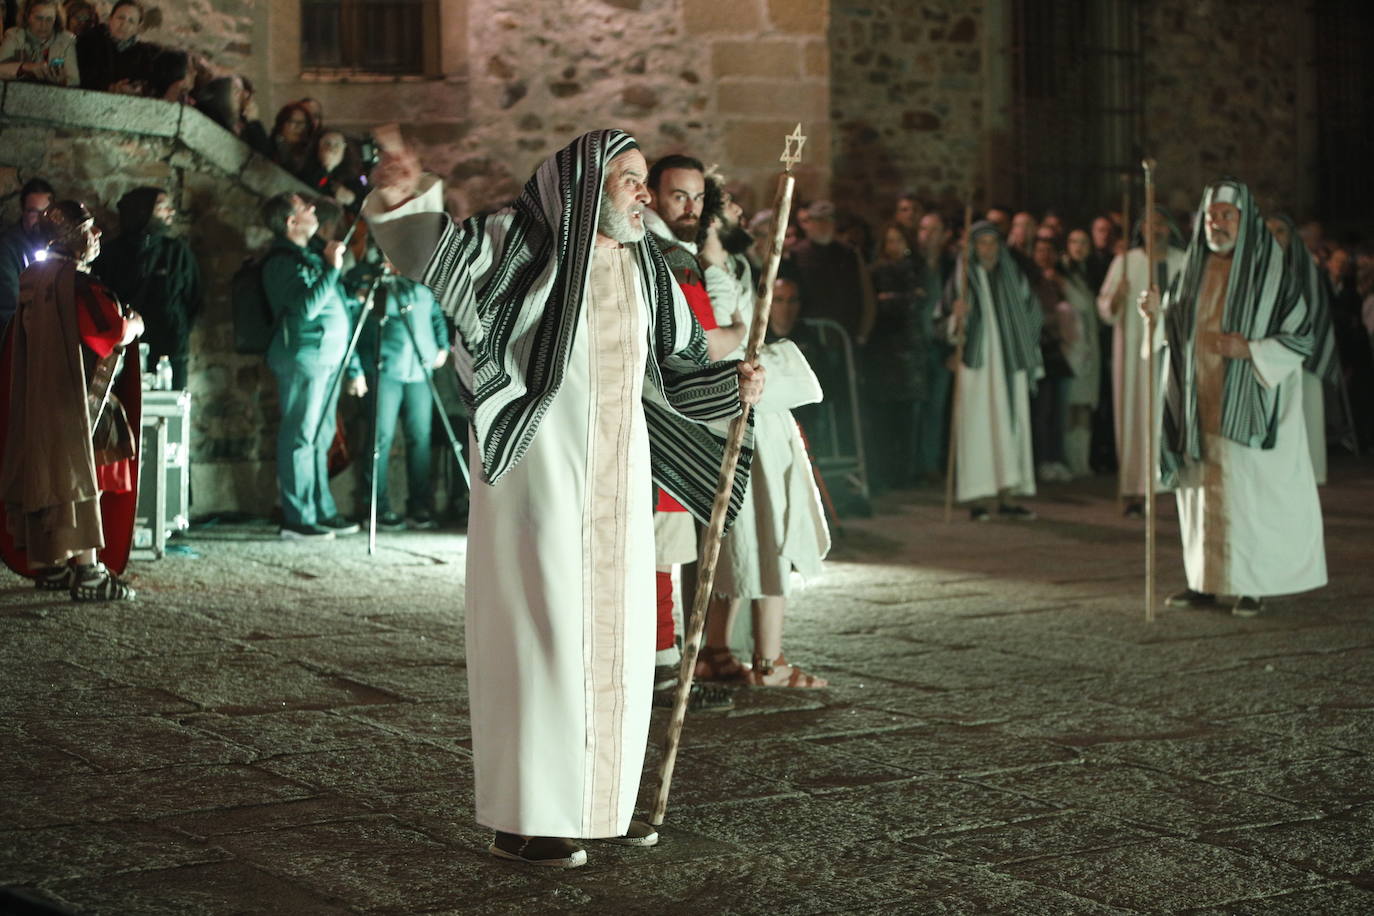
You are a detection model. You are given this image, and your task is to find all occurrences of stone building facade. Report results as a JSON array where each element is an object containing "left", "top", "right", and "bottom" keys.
[{"left": 0, "top": 0, "right": 1323, "bottom": 516}]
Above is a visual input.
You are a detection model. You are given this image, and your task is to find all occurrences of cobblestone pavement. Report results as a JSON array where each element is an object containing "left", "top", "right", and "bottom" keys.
[{"left": 2, "top": 460, "right": 1372, "bottom": 915}]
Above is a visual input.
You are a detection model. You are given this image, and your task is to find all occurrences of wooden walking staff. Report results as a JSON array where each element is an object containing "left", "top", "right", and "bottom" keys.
[
  {"left": 943, "top": 197, "right": 975, "bottom": 523},
  {"left": 1142, "top": 158, "right": 1158, "bottom": 623},
  {"left": 652, "top": 125, "right": 806, "bottom": 826}
]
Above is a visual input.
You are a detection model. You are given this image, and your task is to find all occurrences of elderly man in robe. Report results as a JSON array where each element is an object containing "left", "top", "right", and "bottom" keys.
[
  {"left": 1145, "top": 179, "right": 1326, "bottom": 617},
  {"left": 363, "top": 129, "right": 763, "bottom": 868},
  {"left": 948, "top": 221, "right": 1045, "bottom": 521}
]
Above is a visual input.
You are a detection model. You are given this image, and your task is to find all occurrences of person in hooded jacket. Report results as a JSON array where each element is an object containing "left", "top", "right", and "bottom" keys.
[{"left": 93, "top": 186, "right": 202, "bottom": 389}]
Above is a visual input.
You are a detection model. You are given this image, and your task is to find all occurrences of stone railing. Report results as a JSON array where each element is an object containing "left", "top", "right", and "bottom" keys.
[{"left": 1, "top": 81, "right": 310, "bottom": 516}]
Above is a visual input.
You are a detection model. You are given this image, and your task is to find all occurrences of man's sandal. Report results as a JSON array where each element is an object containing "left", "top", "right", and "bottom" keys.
[
  {"left": 746, "top": 654, "right": 828, "bottom": 688},
  {"left": 594, "top": 820, "right": 659, "bottom": 847},
  {"left": 693, "top": 645, "right": 749, "bottom": 683},
  {"left": 69, "top": 564, "right": 136, "bottom": 602},
  {"left": 34, "top": 566, "right": 72, "bottom": 591},
  {"left": 489, "top": 832, "right": 587, "bottom": 868}
]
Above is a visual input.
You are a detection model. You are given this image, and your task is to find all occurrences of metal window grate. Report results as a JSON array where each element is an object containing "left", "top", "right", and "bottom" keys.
[
  {"left": 1010, "top": 0, "right": 1142, "bottom": 221},
  {"left": 302, "top": 0, "right": 433, "bottom": 75},
  {"left": 1314, "top": 1, "right": 1374, "bottom": 225}
]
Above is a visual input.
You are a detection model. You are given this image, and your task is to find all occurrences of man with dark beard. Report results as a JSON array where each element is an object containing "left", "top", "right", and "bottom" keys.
[
  {"left": 643, "top": 157, "right": 740, "bottom": 713},
  {"left": 364, "top": 129, "right": 764, "bottom": 868},
  {"left": 94, "top": 186, "right": 203, "bottom": 390}
]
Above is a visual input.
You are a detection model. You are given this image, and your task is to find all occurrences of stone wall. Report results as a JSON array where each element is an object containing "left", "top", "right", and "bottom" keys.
[
  {"left": 1140, "top": 0, "right": 1314, "bottom": 219},
  {"left": 0, "top": 81, "right": 306, "bottom": 516},
  {"left": 829, "top": 0, "right": 1315, "bottom": 229},
  {"left": 829, "top": 0, "right": 991, "bottom": 229},
  {"left": 140, "top": 0, "right": 830, "bottom": 213}
]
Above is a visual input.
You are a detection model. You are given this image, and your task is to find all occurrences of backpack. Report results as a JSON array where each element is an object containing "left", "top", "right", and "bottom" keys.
[{"left": 231, "top": 251, "right": 284, "bottom": 355}]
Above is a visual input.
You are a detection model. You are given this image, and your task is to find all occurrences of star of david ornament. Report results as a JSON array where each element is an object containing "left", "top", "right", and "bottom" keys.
[{"left": 780, "top": 124, "right": 806, "bottom": 171}]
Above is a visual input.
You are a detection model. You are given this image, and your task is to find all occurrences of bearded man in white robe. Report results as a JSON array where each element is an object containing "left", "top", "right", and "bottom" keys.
[
  {"left": 1147, "top": 179, "right": 1326, "bottom": 617},
  {"left": 363, "top": 129, "right": 764, "bottom": 868},
  {"left": 947, "top": 221, "right": 1045, "bottom": 520}
]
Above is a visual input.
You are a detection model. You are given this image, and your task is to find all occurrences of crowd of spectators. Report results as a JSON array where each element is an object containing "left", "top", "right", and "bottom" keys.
[{"left": 726, "top": 191, "right": 1374, "bottom": 511}]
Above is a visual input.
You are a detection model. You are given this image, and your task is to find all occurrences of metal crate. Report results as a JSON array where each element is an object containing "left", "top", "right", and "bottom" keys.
[{"left": 134, "top": 389, "right": 192, "bottom": 558}]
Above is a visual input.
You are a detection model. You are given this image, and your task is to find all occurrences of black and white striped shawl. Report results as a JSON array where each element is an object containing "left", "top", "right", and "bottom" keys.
[
  {"left": 418, "top": 128, "right": 751, "bottom": 525},
  {"left": 1273, "top": 213, "right": 1341, "bottom": 386},
  {"left": 1160, "top": 180, "right": 1313, "bottom": 486},
  {"left": 957, "top": 222, "right": 1045, "bottom": 404}
]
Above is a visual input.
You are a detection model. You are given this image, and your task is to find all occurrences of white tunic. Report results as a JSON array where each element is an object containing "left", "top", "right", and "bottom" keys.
[
  {"left": 1302, "top": 370, "right": 1327, "bottom": 485},
  {"left": 717, "top": 340, "right": 829, "bottom": 598},
  {"left": 366, "top": 188, "right": 657, "bottom": 839},
  {"left": 955, "top": 269, "right": 1035, "bottom": 503},
  {"left": 1097, "top": 248, "right": 1186, "bottom": 497},
  {"left": 463, "top": 248, "right": 655, "bottom": 839}
]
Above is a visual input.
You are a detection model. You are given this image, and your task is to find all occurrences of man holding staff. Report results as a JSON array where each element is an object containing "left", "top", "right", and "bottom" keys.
[
  {"left": 1145, "top": 178, "right": 1326, "bottom": 617},
  {"left": 362, "top": 128, "right": 763, "bottom": 868},
  {"left": 947, "top": 221, "right": 1045, "bottom": 521}
]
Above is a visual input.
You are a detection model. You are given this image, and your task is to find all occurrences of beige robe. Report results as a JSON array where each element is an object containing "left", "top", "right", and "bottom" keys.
[
  {"left": 2, "top": 260, "right": 107, "bottom": 565},
  {"left": 1097, "top": 248, "right": 1186, "bottom": 498}
]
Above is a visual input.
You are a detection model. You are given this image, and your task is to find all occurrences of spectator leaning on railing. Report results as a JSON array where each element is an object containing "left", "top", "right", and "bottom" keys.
[
  {"left": 0, "top": 0, "right": 80, "bottom": 86},
  {"left": 76, "top": 0, "right": 153, "bottom": 93}
]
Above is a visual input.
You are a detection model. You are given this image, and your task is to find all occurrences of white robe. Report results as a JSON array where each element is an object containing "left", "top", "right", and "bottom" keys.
[
  {"left": 366, "top": 196, "right": 655, "bottom": 839},
  {"left": 1302, "top": 370, "right": 1327, "bottom": 485},
  {"left": 1097, "top": 248, "right": 1186, "bottom": 497},
  {"left": 1165, "top": 272, "right": 1327, "bottom": 599},
  {"left": 954, "top": 269, "right": 1035, "bottom": 503},
  {"left": 717, "top": 340, "right": 829, "bottom": 598}
]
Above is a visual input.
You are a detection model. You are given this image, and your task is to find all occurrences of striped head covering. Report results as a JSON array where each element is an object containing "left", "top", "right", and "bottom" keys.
[
  {"left": 420, "top": 128, "right": 751, "bottom": 523},
  {"left": 1159, "top": 179, "right": 1314, "bottom": 485},
  {"left": 1272, "top": 213, "right": 1341, "bottom": 385},
  {"left": 960, "top": 221, "right": 1045, "bottom": 403}
]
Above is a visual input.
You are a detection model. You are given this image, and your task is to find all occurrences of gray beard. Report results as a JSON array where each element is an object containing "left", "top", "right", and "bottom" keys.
[
  {"left": 598, "top": 191, "right": 645, "bottom": 244},
  {"left": 1206, "top": 234, "right": 1237, "bottom": 255}
]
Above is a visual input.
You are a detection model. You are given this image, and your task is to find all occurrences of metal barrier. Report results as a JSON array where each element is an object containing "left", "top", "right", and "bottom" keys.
[{"left": 793, "top": 317, "right": 870, "bottom": 503}]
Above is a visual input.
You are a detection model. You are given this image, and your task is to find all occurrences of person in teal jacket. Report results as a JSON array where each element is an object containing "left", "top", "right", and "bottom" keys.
[
  {"left": 260, "top": 191, "right": 363, "bottom": 540},
  {"left": 348, "top": 256, "right": 451, "bottom": 529}
]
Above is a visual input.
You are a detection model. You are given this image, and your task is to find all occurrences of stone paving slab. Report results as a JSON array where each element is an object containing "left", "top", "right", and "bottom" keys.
[
  {"left": 2, "top": 461, "right": 1372, "bottom": 913},
  {"left": 991, "top": 836, "right": 1330, "bottom": 911}
]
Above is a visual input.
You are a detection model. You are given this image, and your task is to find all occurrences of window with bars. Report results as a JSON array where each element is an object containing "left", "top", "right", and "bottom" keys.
[
  {"left": 1314, "top": 1, "right": 1374, "bottom": 225},
  {"left": 301, "top": 0, "right": 439, "bottom": 76},
  {"left": 1010, "top": 0, "right": 1142, "bottom": 222}
]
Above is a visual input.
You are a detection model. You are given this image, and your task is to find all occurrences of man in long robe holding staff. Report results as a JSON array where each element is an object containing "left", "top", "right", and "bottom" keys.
[
  {"left": 363, "top": 128, "right": 764, "bottom": 868},
  {"left": 1148, "top": 178, "right": 1326, "bottom": 617}
]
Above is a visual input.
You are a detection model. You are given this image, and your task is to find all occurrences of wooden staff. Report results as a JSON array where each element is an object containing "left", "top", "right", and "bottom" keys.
[
  {"left": 1142, "top": 158, "right": 1157, "bottom": 623},
  {"left": 943, "top": 198, "right": 974, "bottom": 523},
  {"left": 652, "top": 125, "right": 806, "bottom": 826}
]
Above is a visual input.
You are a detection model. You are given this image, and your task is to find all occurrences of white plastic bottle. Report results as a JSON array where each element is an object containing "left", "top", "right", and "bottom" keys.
[{"left": 155, "top": 355, "right": 173, "bottom": 391}]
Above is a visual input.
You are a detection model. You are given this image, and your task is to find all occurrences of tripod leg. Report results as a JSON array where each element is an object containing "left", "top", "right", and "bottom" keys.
[
  {"left": 312, "top": 278, "right": 379, "bottom": 449},
  {"left": 396, "top": 305, "right": 471, "bottom": 489},
  {"left": 368, "top": 321, "right": 384, "bottom": 556}
]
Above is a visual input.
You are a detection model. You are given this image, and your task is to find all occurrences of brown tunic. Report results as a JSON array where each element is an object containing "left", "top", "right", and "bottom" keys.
[{"left": 1192, "top": 254, "right": 1233, "bottom": 592}]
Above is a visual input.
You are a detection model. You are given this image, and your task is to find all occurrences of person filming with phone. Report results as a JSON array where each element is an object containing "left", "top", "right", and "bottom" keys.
[{"left": 0, "top": 0, "right": 80, "bottom": 87}]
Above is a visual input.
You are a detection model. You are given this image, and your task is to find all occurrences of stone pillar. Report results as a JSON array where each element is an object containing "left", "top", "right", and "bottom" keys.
[{"left": 684, "top": 0, "right": 832, "bottom": 208}]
